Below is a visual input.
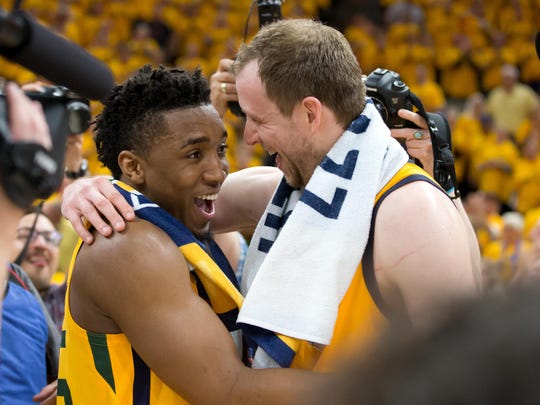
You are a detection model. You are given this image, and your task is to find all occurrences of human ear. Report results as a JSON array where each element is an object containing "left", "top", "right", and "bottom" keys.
[
  {"left": 118, "top": 150, "right": 145, "bottom": 185},
  {"left": 302, "top": 96, "right": 322, "bottom": 129}
]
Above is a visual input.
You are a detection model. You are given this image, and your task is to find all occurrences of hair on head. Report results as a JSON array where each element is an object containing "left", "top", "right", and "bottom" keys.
[{"left": 94, "top": 65, "right": 211, "bottom": 179}]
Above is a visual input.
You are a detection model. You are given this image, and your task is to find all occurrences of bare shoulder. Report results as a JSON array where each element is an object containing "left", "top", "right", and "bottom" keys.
[
  {"left": 373, "top": 180, "right": 478, "bottom": 326},
  {"left": 70, "top": 219, "right": 191, "bottom": 332},
  {"left": 377, "top": 180, "right": 465, "bottom": 235},
  {"left": 77, "top": 219, "right": 182, "bottom": 279}
]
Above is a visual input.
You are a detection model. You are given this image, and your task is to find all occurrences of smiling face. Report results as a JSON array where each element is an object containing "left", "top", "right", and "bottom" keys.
[
  {"left": 13, "top": 213, "right": 60, "bottom": 294},
  {"left": 236, "top": 60, "right": 317, "bottom": 189},
  {"left": 129, "top": 105, "right": 229, "bottom": 238}
]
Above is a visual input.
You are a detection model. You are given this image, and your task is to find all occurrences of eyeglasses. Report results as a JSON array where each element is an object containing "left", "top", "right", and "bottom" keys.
[{"left": 16, "top": 228, "right": 63, "bottom": 247}]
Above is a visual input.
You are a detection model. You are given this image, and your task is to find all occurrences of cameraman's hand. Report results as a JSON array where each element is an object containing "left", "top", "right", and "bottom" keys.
[
  {"left": 391, "top": 109, "right": 434, "bottom": 178},
  {"left": 7, "top": 81, "right": 51, "bottom": 149},
  {"left": 61, "top": 176, "right": 134, "bottom": 244},
  {"left": 210, "top": 58, "right": 238, "bottom": 118}
]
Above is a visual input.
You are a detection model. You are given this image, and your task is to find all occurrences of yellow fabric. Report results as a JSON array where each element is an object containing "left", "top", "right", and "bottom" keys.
[
  {"left": 58, "top": 181, "right": 244, "bottom": 404},
  {"left": 511, "top": 155, "right": 540, "bottom": 214},
  {"left": 291, "top": 163, "right": 434, "bottom": 371},
  {"left": 58, "top": 240, "right": 189, "bottom": 404},
  {"left": 483, "top": 238, "right": 532, "bottom": 285},
  {"left": 452, "top": 114, "right": 485, "bottom": 182},
  {"left": 409, "top": 80, "right": 446, "bottom": 112},
  {"left": 473, "top": 134, "right": 519, "bottom": 203},
  {"left": 486, "top": 84, "right": 540, "bottom": 135}
]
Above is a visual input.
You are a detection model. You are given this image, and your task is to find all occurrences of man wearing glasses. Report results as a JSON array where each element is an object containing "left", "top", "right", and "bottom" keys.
[
  {"left": 2, "top": 208, "right": 62, "bottom": 403},
  {"left": 12, "top": 209, "right": 64, "bottom": 332}
]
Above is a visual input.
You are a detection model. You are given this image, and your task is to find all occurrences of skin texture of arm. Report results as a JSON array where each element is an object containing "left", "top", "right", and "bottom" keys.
[
  {"left": 373, "top": 180, "right": 480, "bottom": 329},
  {"left": 213, "top": 166, "right": 282, "bottom": 234},
  {"left": 394, "top": 109, "right": 482, "bottom": 290},
  {"left": 69, "top": 219, "right": 320, "bottom": 404}
]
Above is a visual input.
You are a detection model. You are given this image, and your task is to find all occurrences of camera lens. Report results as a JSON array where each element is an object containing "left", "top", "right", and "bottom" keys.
[
  {"left": 371, "top": 97, "right": 388, "bottom": 123},
  {"left": 67, "top": 101, "right": 91, "bottom": 134}
]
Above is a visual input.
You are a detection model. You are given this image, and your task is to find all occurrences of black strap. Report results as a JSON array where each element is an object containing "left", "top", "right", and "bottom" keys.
[{"left": 407, "top": 91, "right": 460, "bottom": 198}]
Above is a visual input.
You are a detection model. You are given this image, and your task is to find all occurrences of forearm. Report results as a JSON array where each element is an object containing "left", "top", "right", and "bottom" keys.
[{"left": 224, "top": 367, "right": 325, "bottom": 405}]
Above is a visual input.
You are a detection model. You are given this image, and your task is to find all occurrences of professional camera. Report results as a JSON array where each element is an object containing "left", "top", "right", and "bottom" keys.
[
  {"left": 363, "top": 68, "right": 414, "bottom": 129},
  {"left": 0, "top": 84, "right": 91, "bottom": 207},
  {"left": 363, "top": 68, "right": 458, "bottom": 195}
]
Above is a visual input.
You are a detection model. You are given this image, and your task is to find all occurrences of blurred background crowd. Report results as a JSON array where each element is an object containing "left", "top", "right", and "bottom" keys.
[{"left": 1, "top": 0, "right": 539, "bottom": 295}]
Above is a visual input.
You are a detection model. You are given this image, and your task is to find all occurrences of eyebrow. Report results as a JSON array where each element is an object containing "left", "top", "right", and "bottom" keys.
[
  {"left": 181, "top": 132, "right": 228, "bottom": 148},
  {"left": 182, "top": 136, "right": 209, "bottom": 147}
]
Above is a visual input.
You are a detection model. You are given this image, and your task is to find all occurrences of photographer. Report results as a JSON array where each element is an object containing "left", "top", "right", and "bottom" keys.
[
  {"left": 0, "top": 82, "right": 52, "bottom": 291},
  {"left": 0, "top": 81, "right": 57, "bottom": 405}
]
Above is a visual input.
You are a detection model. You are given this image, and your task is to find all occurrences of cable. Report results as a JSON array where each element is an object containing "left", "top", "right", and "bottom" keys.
[{"left": 13, "top": 201, "right": 43, "bottom": 265}]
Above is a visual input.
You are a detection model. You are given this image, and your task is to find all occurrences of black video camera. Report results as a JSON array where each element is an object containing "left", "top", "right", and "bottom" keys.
[
  {"left": 363, "top": 68, "right": 458, "bottom": 195},
  {"left": 0, "top": 84, "right": 91, "bottom": 208}
]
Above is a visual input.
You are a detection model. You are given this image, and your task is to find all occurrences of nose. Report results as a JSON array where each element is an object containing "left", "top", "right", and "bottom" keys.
[
  {"left": 203, "top": 155, "right": 228, "bottom": 184},
  {"left": 30, "top": 232, "right": 49, "bottom": 247},
  {"left": 243, "top": 120, "right": 259, "bottom": 146}
]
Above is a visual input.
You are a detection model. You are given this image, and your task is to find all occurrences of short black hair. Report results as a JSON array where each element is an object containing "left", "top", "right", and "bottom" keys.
[{"left": 94, "top": 65, "right": 211, "bottom": 179}]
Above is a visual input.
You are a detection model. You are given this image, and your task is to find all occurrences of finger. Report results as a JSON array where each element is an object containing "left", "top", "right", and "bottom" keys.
[
  {"left": 21, "top": 81, "right": 45, "bottom": 92},
  {"left": 397, "top": 108, "right": 427, "bottom": 129},
  {"left": 29, "top": 101, "right": 52, "bottom": 148},
  {"left": 390, "top": 127, "right": 410, "bottom": 140},
  {"left": 7, "top": 82, "right": 52, "bottom": 148},
  {"left": 75, "top": 190, "right": 128, "bottom": 236},
  {"left": 60, "top": 177, "right": 133, "bottom": 241},
  {"left": 100, "top": 185, "right": 136, "bottom": 226},
  {"left": 217, "top": 58, "right": 234, "bottom": 73},
  {"left": 32, "top": 380, "right": 57, "bottom": 402},
  {"left": 65, "top": 210, "right": 95, "bottom": 245}
]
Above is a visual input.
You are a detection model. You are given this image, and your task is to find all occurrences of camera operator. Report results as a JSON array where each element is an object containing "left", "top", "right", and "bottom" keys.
[
  {"left": 0, "top": 82, "right": 52, "bottom": 293},
  {"left": 0, "top": 81, "right": 58, "bottom": 405}
]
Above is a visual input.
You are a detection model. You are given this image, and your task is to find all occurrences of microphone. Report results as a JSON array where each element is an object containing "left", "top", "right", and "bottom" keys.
[{"left": 0, "top": 9, "right": 114, "bottom": 100}]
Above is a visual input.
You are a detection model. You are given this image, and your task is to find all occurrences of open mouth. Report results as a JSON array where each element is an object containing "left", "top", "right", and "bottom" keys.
[{"left": 194, "top": 194, "right": 217, "bottom": 218}]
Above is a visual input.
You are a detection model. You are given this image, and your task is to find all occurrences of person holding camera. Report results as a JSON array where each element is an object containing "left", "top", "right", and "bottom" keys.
[
  {"left": 0, "top": 82, "right": 58, "bottom": 405},
  {"left": 0, "top": 82, "right": 52, "bottom": 282},
  {"left": 61, "top": 19, "right": 480, "bottom": 372}
]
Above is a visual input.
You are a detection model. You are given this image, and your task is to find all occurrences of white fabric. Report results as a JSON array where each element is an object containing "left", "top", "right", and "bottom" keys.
[{"left": 238, "top": 101, "right": 409, "bottom": 347}]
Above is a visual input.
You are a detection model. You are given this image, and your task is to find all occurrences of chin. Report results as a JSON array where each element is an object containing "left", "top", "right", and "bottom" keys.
[
  {"left": 283, "top": 174, "right": 303, "bottom": 189},
  {"left": 193, "top": 225, "right": 211, "bottom": 240}
]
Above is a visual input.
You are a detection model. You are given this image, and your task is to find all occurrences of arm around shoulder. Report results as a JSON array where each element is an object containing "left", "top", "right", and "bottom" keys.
[
  {"left": 214, "top": 166, "right": 282, "bottom": 233},
  {"left": 71, "top": 219, "right": 321, "bottom": 404}
]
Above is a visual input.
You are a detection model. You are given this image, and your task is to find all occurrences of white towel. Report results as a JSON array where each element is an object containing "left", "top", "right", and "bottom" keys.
[{"left": 238, "top": 101, "right": 409, "bottom": 351}]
